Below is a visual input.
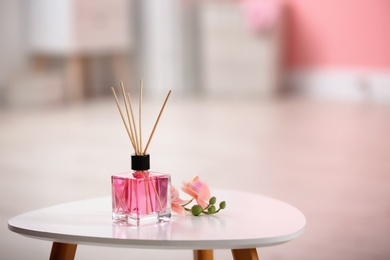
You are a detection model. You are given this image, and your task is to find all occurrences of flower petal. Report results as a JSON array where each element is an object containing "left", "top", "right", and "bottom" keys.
[
  {"left": 196, "top": 198, "right": 209, "bottom": 209},
  {"left": 172, "top": 203, "right": 186, "bottom": 216},
  {"left": 182, "top": 186, "right": 199, "bottom": 199}
]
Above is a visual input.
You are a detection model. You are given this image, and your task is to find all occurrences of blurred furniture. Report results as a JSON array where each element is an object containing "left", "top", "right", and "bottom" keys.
[
  {"left": 8, "top": 189, "right": 305, "bottom": 260},
  {"left": 27, "top": 0, "right": 132, "bottom": 102},
  {"left": 131, "top": 0, "right": 200, "bottom": 96},
  {"left": 199, "top": 1, "right": 284, "bottom": 97}
]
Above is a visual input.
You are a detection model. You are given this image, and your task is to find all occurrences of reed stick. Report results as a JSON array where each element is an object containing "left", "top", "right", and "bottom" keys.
[
  {"left": 110, "top": 87, "right": 137, "bottom": 151},
  {"left": 144, "top": 175, "right": 150, "bottom": 214},
  {"left": 120, "top": 82, "right": 136, "bottom": 150},
  {"left": 112, "top": 82, "right": 172, "bottom": 156},
  {"left": 126, "top": 93, "right": 140, "bottom": 154},
  {"left": 115, "top": 181, "right": 128, "bottom": 214},
  {"left": 139, "top": 80, "right": 143, "bottom": 155},
  {"left": 143, "top": 90, "right": 172, "bottom": 154},
  {"left": 149, "top": 178, "right": 163, "bottom": 210}
]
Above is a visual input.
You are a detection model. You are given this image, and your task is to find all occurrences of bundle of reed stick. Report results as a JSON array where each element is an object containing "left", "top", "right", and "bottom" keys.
[{"left": 111, "top": 80, "right": 172, "bottom": 155}]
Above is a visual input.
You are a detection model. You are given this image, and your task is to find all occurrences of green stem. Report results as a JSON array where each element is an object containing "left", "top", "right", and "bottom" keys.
[
  {"left": 181, "top": 200, "right": 224, "bottom": 216},
  {"left": 181, "top": 198, "right": 194, "bottom": 207}
]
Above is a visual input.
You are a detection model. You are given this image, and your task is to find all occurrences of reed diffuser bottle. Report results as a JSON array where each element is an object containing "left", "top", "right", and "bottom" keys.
[
  {"left": 112, "top": 154, "right": 171, "bottom": 225},
  {"left": 111, "top": 81, "right": 172, "bottom": 226}
]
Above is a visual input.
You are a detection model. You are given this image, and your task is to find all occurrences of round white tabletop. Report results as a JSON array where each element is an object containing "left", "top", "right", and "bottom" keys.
[{"left": 8, "top": 189, "right": 305, "bottom": 259}]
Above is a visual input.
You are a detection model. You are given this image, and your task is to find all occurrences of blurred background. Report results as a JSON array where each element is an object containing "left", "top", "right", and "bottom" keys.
[{"left": 1, "top": 0, "right": 390, "bottom": 259}]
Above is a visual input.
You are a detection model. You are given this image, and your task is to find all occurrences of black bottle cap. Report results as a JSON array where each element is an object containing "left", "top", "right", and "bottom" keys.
[{"left": 131, "top": 154, "right": 150, "bottom": 170}]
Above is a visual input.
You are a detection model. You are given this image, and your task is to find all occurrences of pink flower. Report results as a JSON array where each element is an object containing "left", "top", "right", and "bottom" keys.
[
  {"left": 171, "top": 185, "right": 189, "bottom": 216},
  {"left": 241, "top": 0, "right": 281, "bottom": 32},
  {"left": 181, "top": 176, "right": 211, "bottom": 209}
]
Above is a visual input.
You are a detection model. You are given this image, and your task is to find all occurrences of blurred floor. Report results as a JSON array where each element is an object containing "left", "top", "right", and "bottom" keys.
[{"left": 1, "top": 96, "right": 390, "bottom": 260}]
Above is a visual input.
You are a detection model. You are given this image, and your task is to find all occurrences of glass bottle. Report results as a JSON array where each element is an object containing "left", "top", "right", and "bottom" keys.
[{"left": 111, "top": 154, "right": 171, "bottom": 226}]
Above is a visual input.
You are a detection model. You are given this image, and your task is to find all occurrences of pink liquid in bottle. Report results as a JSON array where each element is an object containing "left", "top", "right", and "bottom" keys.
[{"left": 112, "top": 154, "right": 171, "bottom": 226}]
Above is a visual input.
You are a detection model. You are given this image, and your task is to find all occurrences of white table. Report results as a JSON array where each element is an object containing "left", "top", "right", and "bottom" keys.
[{"left": 8, "top": 189, "right": 305, "bottom": 260}]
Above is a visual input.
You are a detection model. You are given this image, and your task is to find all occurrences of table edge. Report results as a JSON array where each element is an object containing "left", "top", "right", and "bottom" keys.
[{"left": 8, "top": 220, "right": 305, "bottom": 250}]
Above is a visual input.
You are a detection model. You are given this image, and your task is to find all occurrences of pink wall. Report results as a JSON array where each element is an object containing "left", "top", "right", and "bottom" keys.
[{"left": 284, "top": 0, "right": 390, "bottom": 70}]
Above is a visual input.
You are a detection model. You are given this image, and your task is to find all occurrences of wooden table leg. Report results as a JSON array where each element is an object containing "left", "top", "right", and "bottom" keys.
[
  {"left": 232, "top": 248, "right": 259, "bottom": 260},
  {"left": 193, "top": 250, "right": 214, "bottom": 260},
  {"left": 49, "top": 242, "right": 77, "bottom": 260}
]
